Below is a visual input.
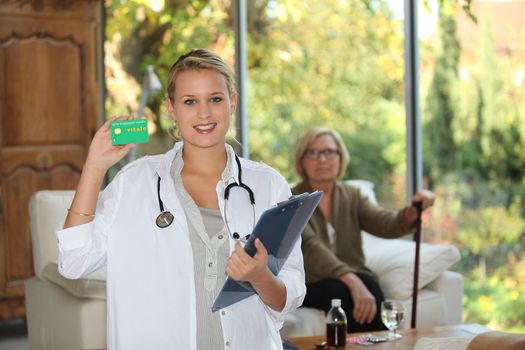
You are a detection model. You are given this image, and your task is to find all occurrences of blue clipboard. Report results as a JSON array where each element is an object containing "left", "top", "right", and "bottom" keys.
[{"left": 211, "top": 191, "right": 323, "bottom": 312}]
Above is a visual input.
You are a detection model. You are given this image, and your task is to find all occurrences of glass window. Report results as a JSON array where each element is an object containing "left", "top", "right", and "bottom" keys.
[
  {"left": 248, "top": 0, "right": 407, "bottom": 208},
  {"left": 420, "top": 1, "right": 525, "bottom": 331}
]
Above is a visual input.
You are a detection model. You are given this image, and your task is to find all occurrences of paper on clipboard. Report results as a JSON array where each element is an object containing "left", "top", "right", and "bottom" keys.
[{"left": 211, "top": 191, "right": 323, "bottom": 312}]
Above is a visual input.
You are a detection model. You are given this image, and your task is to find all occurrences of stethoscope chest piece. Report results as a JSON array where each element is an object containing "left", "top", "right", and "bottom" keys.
[
  {"left": 156, "top": 211, "right": 174, "bottom": 228},
  {"left": 155, "top": 176, "right": 174, "bottom": 228}
]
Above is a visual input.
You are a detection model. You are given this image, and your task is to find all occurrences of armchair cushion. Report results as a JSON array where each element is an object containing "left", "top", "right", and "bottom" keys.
[
  {"left": 43, "top": 263, "right": 106, "bottom": 300},
  {"left": 363, "top": 232, "right": 460, "bottom": 300}
]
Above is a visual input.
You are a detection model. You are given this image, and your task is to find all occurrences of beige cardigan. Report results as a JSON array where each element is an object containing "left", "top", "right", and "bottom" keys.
[{"left": 293, "top": 181, "right": 413, "bottom": 284}]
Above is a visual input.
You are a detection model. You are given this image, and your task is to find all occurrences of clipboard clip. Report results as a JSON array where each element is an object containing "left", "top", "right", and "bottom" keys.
[{"left": 277, "top": 192, "right": 311, "bottom": 206}]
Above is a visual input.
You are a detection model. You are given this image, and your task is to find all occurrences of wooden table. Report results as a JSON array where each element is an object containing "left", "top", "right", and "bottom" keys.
[{"left": 286, "top": 324, "right": 490, "bottom": 350}]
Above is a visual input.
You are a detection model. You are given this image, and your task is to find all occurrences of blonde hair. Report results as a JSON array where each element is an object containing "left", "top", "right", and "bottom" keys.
[
  {"left": 166, "top": 48, "right": 236, "bottom": 104},
  {"left": 294, "top": 127, "right": 350, "bottom": 181},
  {"left": 166, "top": 48, "right": 236, "bottom": 141}
]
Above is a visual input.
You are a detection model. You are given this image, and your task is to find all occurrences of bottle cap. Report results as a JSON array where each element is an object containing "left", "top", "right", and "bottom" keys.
[{"left": 331, "top": 299, "right": 341, "bottom": 307}]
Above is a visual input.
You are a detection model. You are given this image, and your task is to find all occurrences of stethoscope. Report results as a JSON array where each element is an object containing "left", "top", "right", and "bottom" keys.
[{"left": 155, "top": 154, "right": 256, "bottom": 242}]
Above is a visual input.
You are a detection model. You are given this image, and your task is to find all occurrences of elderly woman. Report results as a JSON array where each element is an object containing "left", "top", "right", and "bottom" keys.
[{"left": 292, "top": 127, "right": 435, "bottom": 332}]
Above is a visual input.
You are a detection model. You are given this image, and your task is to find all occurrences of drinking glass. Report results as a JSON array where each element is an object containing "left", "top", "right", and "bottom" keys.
[{"left": 381, "top": 301, "right": 405, "bottom": 340}]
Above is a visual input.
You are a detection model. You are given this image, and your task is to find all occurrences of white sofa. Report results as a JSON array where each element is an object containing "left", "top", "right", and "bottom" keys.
[
  {"left": 25, "top": 182, "right": 463, "bottom": 349},
  {"left": 281, "top": 180, "right": 464, "bottom": 337}
]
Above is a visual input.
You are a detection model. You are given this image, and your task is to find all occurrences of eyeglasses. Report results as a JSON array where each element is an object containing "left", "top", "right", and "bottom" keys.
[{"left": 304, "top": 148, "right": 340, "bottom": 160}]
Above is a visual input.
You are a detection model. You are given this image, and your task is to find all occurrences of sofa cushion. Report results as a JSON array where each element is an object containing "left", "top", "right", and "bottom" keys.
[
  {"left": 43, "top": 262, "right": 107, "bottom": 299},
  {"left": 346, "top": 180, "right": 461, "bottom": 300},
  {"left": 362, "top": 232, "right": 460, "bottom": 300}
]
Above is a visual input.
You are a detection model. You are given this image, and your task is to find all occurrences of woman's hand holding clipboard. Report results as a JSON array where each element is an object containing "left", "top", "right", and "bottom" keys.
[{"left": 212, "top": 191, "right": 323, "bottom": 312}]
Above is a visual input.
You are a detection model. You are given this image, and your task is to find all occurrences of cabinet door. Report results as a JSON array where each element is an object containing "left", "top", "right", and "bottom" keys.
[{"left": 0, "top": 0, "right": 102, "bottom": 320}]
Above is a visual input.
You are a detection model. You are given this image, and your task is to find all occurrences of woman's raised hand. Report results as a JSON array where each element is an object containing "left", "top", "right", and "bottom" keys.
[
  {"left": 85, "top": 116, "right": 136, "bottom": 173},
  {"left": 64, "top": 116, "right": 136, "bottom": 229}
]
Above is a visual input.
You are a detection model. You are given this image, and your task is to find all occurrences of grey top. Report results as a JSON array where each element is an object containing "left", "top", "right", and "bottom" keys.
[
  {"left": 200, "top": 207, "right": 226, "bottom": 238},
  {"left": 171, "top": 149, "right": 230, "bottom": 350}
]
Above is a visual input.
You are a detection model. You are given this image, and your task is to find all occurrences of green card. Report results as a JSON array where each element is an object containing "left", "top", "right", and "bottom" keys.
[{"left": 110, "top": 119, "right": 149, "bottom": 146}]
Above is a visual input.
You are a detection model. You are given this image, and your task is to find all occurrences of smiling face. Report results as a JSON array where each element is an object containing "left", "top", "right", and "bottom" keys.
[
  {"left": 167, "top": 68, "right": 237, "bottom": 150},
  {"left": 302, "top": 134, "right": 341, "bottom": 184}
]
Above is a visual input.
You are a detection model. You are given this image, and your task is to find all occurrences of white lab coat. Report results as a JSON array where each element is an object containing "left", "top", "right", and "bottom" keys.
[{"left": 57, "top": 142, "right": 306, "bottom": 350}]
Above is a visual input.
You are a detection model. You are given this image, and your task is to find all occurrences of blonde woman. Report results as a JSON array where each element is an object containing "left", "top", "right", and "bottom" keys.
[
  {"left": 293, "top": 127, "right": 434, "bottom": 332},
  {"left": 58, "top": 49, "right": 305, "bottom": 350}
]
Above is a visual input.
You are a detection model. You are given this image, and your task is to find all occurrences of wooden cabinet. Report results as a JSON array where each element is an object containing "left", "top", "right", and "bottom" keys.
[{"left": 0, "top": 0, "right": 102, "bottom": 320}]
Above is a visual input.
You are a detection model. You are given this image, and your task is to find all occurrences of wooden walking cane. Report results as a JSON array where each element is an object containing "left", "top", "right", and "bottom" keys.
[{"left": 411, "top": 201, "right": 423, "bottom": 329}]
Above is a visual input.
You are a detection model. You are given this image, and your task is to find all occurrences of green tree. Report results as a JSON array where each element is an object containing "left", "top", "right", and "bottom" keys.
[
  {"left": 475, "top": 16, "right": 525, "bottom": 199},
  {"left": 457, "top": 199, "right": 524, "bottom": 282},
  {"left": 456, "top": 14, "right": 525, "bottom": 207},
  {"left": 424, "top": 3, "right": 460, "bottom": 179}
]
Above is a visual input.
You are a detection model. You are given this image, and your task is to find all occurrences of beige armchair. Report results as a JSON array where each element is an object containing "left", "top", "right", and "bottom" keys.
[{"left": 26, "top": 191, "right": 106, "bottom": 350}]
